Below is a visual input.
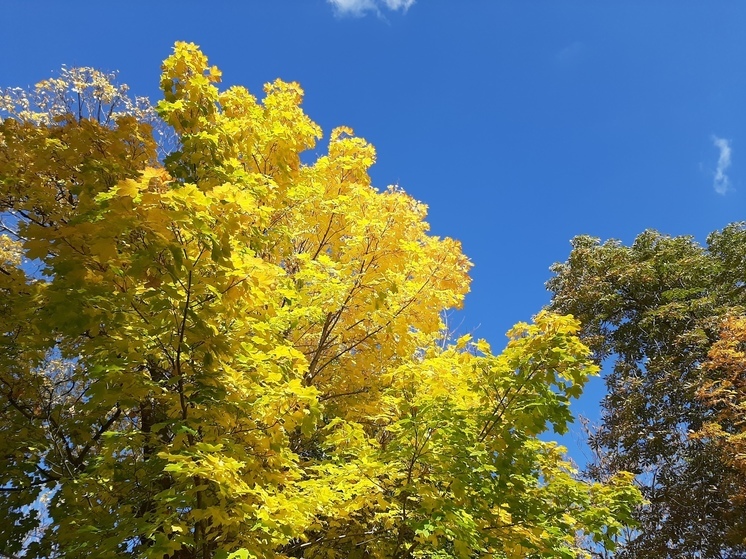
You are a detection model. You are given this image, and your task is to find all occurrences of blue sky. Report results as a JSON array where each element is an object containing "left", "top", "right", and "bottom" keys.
[{"left": 2, "top": 0, "right": 744, "bottom": 462}]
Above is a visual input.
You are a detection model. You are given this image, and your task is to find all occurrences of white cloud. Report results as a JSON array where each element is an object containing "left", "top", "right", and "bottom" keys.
[
  {"left": 712, "top": 136, "right": 733, "bottom": 195},
  {"left": 382, "top": 0, "right": 415, "bottom": 9},
  {"left": 328, "top": 0, "right": 415, "bottom": 17}
]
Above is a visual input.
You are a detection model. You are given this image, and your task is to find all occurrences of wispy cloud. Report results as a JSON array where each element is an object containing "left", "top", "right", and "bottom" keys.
[
  {"left": 712, "top": 136, "right": 733, "bottom": 195},
  {"left": 555, "top": 41, "right": 584, "bottom": 67},
  {"left": 328, "top": 0, "right": 415, "bottom": 17}
]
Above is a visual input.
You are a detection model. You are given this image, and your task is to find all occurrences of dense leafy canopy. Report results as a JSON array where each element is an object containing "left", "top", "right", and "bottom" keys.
[
  {"left": 548, "top": 224, "right": 746, "bottom": 558},
  {"left": 0, "top": 43, "right": 640, "bottom": 559}
]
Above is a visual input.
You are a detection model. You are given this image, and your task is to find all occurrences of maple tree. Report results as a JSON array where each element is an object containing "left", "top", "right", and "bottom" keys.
[
  {"left": 547, "top": 225, "right": 746, "bottom": 558},
  {"left": 0, "top": 43, "right": 640, "bottom": 559}
]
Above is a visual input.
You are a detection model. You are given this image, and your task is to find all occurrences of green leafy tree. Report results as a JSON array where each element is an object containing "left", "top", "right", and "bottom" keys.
[
  {"left": 0, "top": 42, "right": 640, "bottom": 559},
  {"left": 547, "top": 224, "right": 746, "bottom": 558}
]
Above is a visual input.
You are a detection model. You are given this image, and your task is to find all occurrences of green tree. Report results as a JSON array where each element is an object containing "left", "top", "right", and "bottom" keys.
[
  {"left": 547, "top": 224, "right": 746, "bottom": 558},
  {"left": 0, "top": 42, "right": 640, "bottom": 559}
]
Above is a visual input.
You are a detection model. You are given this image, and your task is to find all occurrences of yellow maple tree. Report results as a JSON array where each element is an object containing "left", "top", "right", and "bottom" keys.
[{"left": 0, "top": 42, "right": 640, "bottom": 559}]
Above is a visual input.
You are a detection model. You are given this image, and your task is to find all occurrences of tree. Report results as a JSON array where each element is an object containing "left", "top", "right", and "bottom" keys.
[
  {"left": 0, "top": 42, "right": 640, "bottom": 559},
  {"left": 547, "top": 225, "right": 746, "bottom": 558},
  {"left": 696, "top": 316, "right": 746, "bottom": 546}
]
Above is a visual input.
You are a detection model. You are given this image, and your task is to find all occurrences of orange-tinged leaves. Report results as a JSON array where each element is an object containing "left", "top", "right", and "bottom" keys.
[{"left": 696, "top": 316, "right": 746, "bottom": 501}]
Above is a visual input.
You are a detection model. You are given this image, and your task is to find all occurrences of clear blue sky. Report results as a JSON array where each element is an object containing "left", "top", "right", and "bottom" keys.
[{"left": 2, "top": 0, "right": 744, "bottom": 462}]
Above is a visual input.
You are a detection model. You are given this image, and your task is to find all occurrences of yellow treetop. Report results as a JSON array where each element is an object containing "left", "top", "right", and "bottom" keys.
[{"left": 0, "top": 42, "right": 640, "bottom": 559}]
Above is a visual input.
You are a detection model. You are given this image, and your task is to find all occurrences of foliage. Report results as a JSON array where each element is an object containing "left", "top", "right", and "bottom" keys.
[
  {"left": 695, "top": 316, "right": 746, "bottom": 545},
  {"left": 0, "top": 42, "right": 640, "bottom": 559},
  {"left": 547, "top": 225, "right": 746, "bottom": 558}
]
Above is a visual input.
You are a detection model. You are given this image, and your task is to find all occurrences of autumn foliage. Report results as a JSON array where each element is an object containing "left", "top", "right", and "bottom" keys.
[
  {"left": 696, "top": 316, "right": 746, "bottom": 543},
  {"left": 0, "top": 43, "right": 640, "bottom": 559},
  {"left": 548, "top": 226, "right": 746, "bottom": 557}
]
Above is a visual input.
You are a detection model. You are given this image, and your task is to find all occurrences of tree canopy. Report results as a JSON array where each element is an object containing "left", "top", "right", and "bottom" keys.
[
  {"left": 548, "top": 224, "right": 746, "bottom": 558},
  {"left": 0, "top": 42, "right": 640, "bottom": 559}
]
